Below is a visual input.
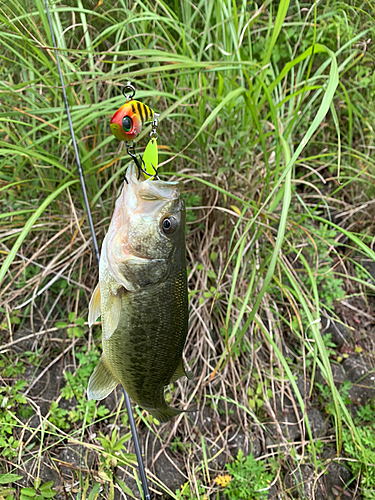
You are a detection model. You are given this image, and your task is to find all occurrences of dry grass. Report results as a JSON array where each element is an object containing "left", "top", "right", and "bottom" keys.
[{"left": 2, "top": 0, "right": 375, "bottom": 499}]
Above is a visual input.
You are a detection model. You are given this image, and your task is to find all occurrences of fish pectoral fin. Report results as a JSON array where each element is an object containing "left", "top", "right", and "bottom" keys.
[
  {"left": 170, "top": 359, "right": 194, "bottom": 383},
  {"left": 87, "top": 356, "right": 118, "bottom": 400},
  {"left": 103, "top": 291, "right": 122, "bottom": 340},
  {"left": 88, "top": 283, "right": 101, "bottom": 327}
]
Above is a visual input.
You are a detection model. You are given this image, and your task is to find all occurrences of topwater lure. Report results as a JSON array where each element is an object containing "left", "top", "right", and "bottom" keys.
[
  {"left": 110, "top": 100, "right": 154, "bottom": 141},
  {"left": 110, "top": 83, "right": 159, "bottom": 178}
]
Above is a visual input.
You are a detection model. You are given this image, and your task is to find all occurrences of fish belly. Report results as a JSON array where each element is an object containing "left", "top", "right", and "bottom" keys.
[{"left": 104, "top": 269, "right": 188, "bottom": 418}]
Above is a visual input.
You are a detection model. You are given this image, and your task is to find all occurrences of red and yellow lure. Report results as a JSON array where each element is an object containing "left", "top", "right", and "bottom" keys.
[
  {"left": 110, "top": 84, "right": 159, "bottom": 178},
  {"left": 110, "top": 100, "right": 155, "bottom": 142}
]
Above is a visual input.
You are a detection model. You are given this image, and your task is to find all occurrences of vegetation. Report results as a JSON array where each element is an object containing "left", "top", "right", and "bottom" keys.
[{"left": 1, "top": 0, "right": 375, "bottom": 498}]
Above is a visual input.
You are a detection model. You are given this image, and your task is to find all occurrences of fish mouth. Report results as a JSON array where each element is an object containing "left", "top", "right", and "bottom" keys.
[
  {"left": 116, "top": 163, "right": 183, "bottom": 257},
  {"left": 102, "top": 163, "right": 185, "bottom": 291}
]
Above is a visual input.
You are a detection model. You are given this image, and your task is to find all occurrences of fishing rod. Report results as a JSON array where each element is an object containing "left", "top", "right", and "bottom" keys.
[{"left": 43, "top": 1, "right": 151, "bottom": 498}]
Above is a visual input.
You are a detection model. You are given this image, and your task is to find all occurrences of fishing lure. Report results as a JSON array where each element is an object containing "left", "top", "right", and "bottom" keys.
[
  {"left": 110, "top": 100, "right": 155, "bottom": 141},
  {"left": 110, "top": 83, "right": 159, "bottom": 178}
]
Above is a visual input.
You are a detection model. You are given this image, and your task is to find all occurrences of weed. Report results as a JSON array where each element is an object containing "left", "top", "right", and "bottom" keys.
[
  {"left": 95, "top": 429, "right": 136, "bottom": 500},
  {"left": 0, "top": 360, "right": 32, "bottom": 460},
  {"left": 48, "top": 345, "right": 109, "bottom": 430},
  {"left": 342, "top": 404, "right": 375, "bottom": 499},
  {"left": 19, "top": 481, "right": 57, "bottom": 500},
  {"left": 175, "top": 479, "right": 207, "bottom": 500},
  {"left": 1, "top": 0, "right": 375, "bottom": 497},
  {"left": 221, "top": 450, "right": 273, "bottom": 500},
  {"left": 247, "top": 381, "right": 273, "bottom": 413}
]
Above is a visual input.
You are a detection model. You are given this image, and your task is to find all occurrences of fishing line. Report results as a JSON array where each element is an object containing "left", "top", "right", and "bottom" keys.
[{"left": 43, "top": 1, "right": 151, "bottom": 498}]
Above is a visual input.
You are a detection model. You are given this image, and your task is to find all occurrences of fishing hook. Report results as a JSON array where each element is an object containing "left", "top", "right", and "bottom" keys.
[{"left": 126, "top": 141, "right": 159, "bottom": 181}]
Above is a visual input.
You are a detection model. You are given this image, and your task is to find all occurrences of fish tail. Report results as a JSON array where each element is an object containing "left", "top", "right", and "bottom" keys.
[{"left": 148, "top": 405, "right": 185, "bottom": 424}]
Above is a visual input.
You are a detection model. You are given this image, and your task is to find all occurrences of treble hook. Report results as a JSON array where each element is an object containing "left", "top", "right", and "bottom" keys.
[{"left": 125, "top": 141, "right": 159, "bottom": 182}]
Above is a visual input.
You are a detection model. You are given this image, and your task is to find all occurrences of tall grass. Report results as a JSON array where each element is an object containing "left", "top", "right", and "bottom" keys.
[{"left": 1, "top": 0, "right": 375, "bottom": 498}]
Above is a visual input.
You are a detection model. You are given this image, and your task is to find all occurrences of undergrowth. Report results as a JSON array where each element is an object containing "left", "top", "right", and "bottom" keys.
[{"left": 1, "top": 0, "right": 375, "bottom": 499}]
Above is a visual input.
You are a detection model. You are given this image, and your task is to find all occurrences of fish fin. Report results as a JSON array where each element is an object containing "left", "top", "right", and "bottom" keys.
[
  {"left": 88, "top": 283, "right": 101, "bottom": 326},
  {"left": 103, "top": 292, "right": 122, "bottom": 340},
  {"left": 87, "top": 356, "right": 118, "bottom": 400},
  {"left": 170, "top": 359, "right": 194, "bottom": 383},
  {"left": 147, "top": 405, "right": 184, "bottom": 424}
]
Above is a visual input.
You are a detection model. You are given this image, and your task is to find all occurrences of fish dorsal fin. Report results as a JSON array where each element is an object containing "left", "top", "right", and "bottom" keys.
[
  {"left": 87, "top": 356, "right": 118, "bottom": 400},
  {"left": 103, "top": 292, "right": 122, "bottom": 340},
  {"left": 88, "top": 283, "right": 101, "bottom": 327},
  {"left": 170, "top": 359, "right": 194, "bottom": 383}
]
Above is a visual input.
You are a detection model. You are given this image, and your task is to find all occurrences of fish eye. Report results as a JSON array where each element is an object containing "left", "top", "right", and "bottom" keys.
[
  {"left": 122, "top": 116, "right": 133, "bottom": 132},
  {"left": 161, "top": 216, "right": 176, "bottom": 235}
]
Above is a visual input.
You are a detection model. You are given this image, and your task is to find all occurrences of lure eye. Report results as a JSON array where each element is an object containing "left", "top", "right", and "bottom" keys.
[
  {"left": 162, "top": 216, "right": 176, "bottom": 235},
  {"left": 122, "top": 116, "right": 133, "bottom": 132}
]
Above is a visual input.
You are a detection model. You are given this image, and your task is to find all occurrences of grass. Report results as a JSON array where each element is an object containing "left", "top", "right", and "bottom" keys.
[{"left": 1, "top": 0, "right": 375, "bottom": 498}]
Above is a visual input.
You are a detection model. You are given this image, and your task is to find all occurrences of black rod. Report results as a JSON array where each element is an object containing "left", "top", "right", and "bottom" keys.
[
  {"left": 125, "top": 391, "right": 151, "bottom": 500},
  {"left": 43, "top": 2, "right": 150, "bottom": 498}
]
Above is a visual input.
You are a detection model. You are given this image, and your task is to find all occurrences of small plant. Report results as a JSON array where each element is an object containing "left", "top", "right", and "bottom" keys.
[
  {"left": 0, "top": 363, "right": 33, "bottom": 459},
  {"left": 247, "top": 378, "right": 273, "bottom": 413},
  {"left": 300, "top": 223, "right": 345, "bottom": 306},
  {"left": 95, "top": 429, "right": 136, "bottom": 500},
  {"left": 220, "top": 450, "right": 273, "bottom": 500},
  {"left": 48, "top": 345, "right": 109, "bottom": 430},
  {"left": 342, "top": 404, "right": 375, "bottom": 499},
  {"left": 175, "top": 479, "right": 207, "bottom": 500},
  {"left": 19, "top": 481, "right": 57, "bottom": 500},
  {"left": 317, "top": 380, "right": 352, "bottom": 416}
]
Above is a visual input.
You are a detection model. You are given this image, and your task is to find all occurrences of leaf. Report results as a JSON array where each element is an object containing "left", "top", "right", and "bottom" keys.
[
  {"left": 115, "top": 479, "right": 136, "bottom": 499},
  {"left": 230, "top": 205, "right": 242, "bottom": 216},
  {"left": 39, "top": 482, "right": 53, "bottom": 492},
  {"left": 87, "top": 483, "right": 101, "bottom": 500},
  {"left": 0, "top": 475, "right": 22, "bottom": 485},
  {"left": 40, "top": 492, "right": 56, "bottom": 499},
  {"left": 20, "top": 488, "right": 36, "bottom": 497},
  {"left": 97, "top": 471, "right": 111, "bottom": 482},
  {"left": 54, "top": 322, "right": 67, "bottom": 328}
]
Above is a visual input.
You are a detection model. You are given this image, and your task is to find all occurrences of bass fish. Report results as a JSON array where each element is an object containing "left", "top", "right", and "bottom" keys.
[
  {"left": 87, "top": 163, "right": 192, "bottom": 422},
  {"left": 110, "top": 100, "right": 155, "bottom": 141}
]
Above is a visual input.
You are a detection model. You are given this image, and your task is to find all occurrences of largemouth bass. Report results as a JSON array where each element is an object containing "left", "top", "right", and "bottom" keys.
[{"left": 87, "top": 163, "right": 191, "bottom": 423}]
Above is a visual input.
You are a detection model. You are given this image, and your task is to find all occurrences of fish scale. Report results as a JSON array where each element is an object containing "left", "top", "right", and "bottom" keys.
[{"left": 104, "top": 270, "right": 187, "bottom": 410}]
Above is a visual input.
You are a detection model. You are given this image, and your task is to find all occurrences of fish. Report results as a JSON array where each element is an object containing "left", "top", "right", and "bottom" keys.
[
  {"left": 110, "top": 100, "right": 155, "bottom": 141},
  {"left": 87, "top": 163, "right": 192, "bottom": 423}
]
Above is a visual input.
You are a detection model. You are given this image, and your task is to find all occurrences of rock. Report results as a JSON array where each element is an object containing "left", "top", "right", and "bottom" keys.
[
  {"left": 323, "top": 462, "right": 352, "bottom": 500},
  {"left": 296, "top": 376, "right": 311, "bottom": 401},
  {"left": 146, "top": 438, "right": 186, "bottom": 494},
  {"left": 343, "top": 355, "right": 370, "bottom": 382},
  {"left": 58, "top": 443, "right": 96, "bottom": 482},
  {"left": 267, "top": 483, "right": 279, "bottom": 499},
  {"left": 266, "top": 407, "right": 327, "bottom": 447},
  {"left": 343, "top": 355, "right": 375, "bottom": 405},
  {"left": 321, "top": 317, "right": 351, "bottom": 348},
  {"left": 306, "top": 408, "right": 327, "bottom": 438},
  {"left": 358, "top": 257, "right": 375, "bottom": 283},
  {"left": 284, "top": 464, "right": 326, "bottom": 499},
  {"left": 316, "top": 362, "right": 345, "bottom": 388},
  {"left": 265, "top": 408, "right": 301, "bottom": 446},
  {"left": 229, "top": 432, "right": 262, "bottom": 459}
]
